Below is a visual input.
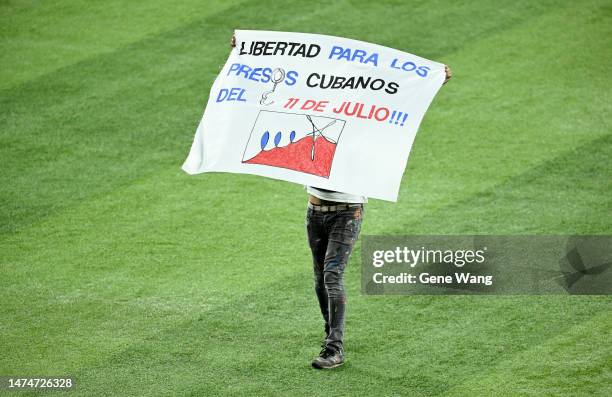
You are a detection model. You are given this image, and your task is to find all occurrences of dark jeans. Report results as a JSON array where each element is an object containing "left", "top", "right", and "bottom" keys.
[{"left": 306, "top": 204, "right": 364, "bottom": 351}]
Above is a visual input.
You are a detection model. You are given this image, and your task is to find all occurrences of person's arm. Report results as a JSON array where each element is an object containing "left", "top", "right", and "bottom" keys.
[
  {"left": 231, "top": 33, "right": 236, "bottom": 48},
  {"left": 443, "top": 65, "right": 452, "bottom": 84}
]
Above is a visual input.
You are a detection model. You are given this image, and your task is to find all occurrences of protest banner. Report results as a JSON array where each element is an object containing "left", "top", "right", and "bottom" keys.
[{"left": 182, "top": 30, "right": 446, "bottom": 201}]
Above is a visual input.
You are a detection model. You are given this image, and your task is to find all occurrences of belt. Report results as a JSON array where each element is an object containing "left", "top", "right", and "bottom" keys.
[{"left": 308, "top": 201, "right": 362, "bottom": 212}]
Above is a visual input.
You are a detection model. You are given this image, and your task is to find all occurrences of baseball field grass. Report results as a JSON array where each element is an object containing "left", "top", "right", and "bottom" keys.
[{"left": 1, "top": 0, "right": 611, "bottom": 395}]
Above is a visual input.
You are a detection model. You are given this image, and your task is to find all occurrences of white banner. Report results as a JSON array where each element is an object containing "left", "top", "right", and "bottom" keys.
[{"left": 182, "top": 30, "right": 445, "bottom": 201}]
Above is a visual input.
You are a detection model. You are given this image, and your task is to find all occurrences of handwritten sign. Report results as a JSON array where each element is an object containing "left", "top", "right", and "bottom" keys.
[{"left": 182, "top": 30, "right": 446, "bottom": 201}]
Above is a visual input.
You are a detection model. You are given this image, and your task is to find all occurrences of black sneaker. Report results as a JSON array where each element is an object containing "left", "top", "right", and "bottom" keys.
[{"left": 312, "top": 346, "right": 344, "bottom": 369}]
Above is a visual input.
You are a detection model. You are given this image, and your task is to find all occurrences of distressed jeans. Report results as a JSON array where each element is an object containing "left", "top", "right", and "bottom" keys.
[{"left": 306, "top": 204, "right": 364, "bottom": 351}]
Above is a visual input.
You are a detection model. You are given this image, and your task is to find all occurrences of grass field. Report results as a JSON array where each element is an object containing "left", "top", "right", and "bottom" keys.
[{"left": 1, "top": 0, "right": 611, "bottom": 395}]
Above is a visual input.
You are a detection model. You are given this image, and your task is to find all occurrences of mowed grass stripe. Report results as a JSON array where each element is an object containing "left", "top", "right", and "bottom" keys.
[
  {"left": 0, "top": 173, "right": 311, "bottom": 375},
  {"left": 1, "top": 0, "right": 562, "bottom": 235},
  {"left": 57, "top": 273, "right": 610, "bottom": 396},
  {"left": 0, "top": 0, "right": 244, "bottom": 90},
  {"left": 1, "top": 0, "right": 608, "bottom": 358},
  {"left": 439, "top": 310, "right": 612, "bottom": 397},
  {"left": 378, "top": 133, "right": 612, "bottom": 234},
  {"left": 3, "top": 129, "right": 609, "bottom": 306},
  {"left": 1, "top": 0, "right": 306, "bottom": 234},
  {"left": 368, "top": 0, "right": 612, "bottom": 235},
  {"left": 1, "top": 0, "right": 610, "bottom": 396},
  {"left": 1, "top": 155, "right": 609, "bottom": 394},
  {"left": 3, "top": 127, "right": 608, "bottom": 342},
  {"left": 7, "top": 199, "right": 603, "bottom": 397}
]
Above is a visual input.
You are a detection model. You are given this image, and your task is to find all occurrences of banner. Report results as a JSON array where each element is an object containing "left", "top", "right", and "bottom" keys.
[{"left": 182, "top": 30, "right": 446, "bottom": 201}]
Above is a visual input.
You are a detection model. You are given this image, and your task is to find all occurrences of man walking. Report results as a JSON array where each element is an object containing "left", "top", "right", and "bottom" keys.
[
  {"left": 231, "top": 31, "right": 452, "bottom": 369},
  {"left": 306, "top": 187, "right": 366, "bottom": 369},
  {"left": 307, "top": 67, "right": 452, "bottom": 369}
]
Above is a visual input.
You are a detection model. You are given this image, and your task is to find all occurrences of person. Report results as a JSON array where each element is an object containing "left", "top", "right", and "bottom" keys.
[
  {"left": 305, "top": 187, "right": 366, "bottom": 369},
  {"left": 307, "top": 65, "right": 451, "bottom": 369},
  {"left": 230, "top": 33, "right": 452, "bottom": 369}
]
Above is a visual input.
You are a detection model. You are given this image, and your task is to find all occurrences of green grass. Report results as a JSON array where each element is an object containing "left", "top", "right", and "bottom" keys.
[{"left": 1, "top": 0, "right": 611, "bottom": 396}]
